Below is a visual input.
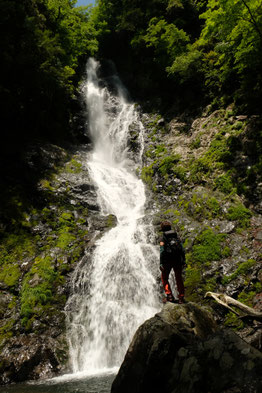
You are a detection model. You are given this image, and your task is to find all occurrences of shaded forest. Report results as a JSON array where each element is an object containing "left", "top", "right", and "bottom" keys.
[{"left": 1, "top": 0, "right": 262, "bottom": 152}]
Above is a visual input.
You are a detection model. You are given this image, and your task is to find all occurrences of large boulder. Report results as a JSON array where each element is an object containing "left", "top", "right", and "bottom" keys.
[{"left": 111, "top": 303, "right": 262, "bottom": 393}]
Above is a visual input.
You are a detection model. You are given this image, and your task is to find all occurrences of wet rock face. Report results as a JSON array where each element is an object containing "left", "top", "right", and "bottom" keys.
[
  {"left": 111, "top": 303, "right": 262, "bottom": 393},
  {"left": 0, "top": 144, "right": 118, "bottom": 385},
  {"left": 0, "top": 334, "right": 68, "bottom": 384}
]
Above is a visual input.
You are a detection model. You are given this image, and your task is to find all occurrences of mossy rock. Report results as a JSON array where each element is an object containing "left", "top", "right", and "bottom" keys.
[
  {"left": 64, "top": 158, "right": 83, "bottom": 174},
  {"left": 0, "top": 264, "right": 20, "bottom": 288}
]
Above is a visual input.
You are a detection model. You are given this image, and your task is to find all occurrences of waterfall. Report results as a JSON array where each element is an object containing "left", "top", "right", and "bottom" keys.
[{"left": 66, "top": 58, "right": 160, "bottom": 375}]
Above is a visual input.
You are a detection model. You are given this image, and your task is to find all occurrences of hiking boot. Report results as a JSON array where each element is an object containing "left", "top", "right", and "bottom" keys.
[
  {"left": 166, "top": 294, "right": 175, "bottom": 303},
  {"left": 178, "top": 296, "right": 185, "bottom": 304}
]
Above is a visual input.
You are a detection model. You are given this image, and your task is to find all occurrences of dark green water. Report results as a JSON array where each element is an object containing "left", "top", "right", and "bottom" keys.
[{"left": 0, "top": 373, "right": 115, "bottom": 393}]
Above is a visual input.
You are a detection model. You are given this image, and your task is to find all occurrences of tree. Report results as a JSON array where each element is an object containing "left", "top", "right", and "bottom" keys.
[
  {"left": 143, "top": 17, "right": 190, "bottom": 68},
  {"left": 0, "top": 0, "right": 99, "bottom": 150},
  {"left": 198, "top": 0, "right": 262, "bottom": 109}
]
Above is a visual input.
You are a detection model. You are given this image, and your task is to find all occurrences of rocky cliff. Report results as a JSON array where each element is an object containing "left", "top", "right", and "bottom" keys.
[
  {"left": 0, "top": 143, "right": 117, "bottom": 383},
  {"left": 139, "top": 108, "right": 262, "bottom": 340}
]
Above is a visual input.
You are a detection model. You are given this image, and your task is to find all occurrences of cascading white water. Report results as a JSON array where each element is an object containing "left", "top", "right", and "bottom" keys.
[{"left": 66, "top": 58, "right": 161, "bottom": 375}]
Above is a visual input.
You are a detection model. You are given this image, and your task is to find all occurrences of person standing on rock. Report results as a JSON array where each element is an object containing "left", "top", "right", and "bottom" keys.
[{"left": 159, "top": 221, "right": 186, "bottom": 304}]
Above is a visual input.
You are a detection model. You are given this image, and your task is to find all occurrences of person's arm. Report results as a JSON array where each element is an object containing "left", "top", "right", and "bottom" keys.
[{"left": 160, "top": 241, "right": 165, "bottom": 270}]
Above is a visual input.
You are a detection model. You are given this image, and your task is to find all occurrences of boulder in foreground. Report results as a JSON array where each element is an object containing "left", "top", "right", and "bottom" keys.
[{"left": 111, "top": 302, "right": 262, "bottom": 393}]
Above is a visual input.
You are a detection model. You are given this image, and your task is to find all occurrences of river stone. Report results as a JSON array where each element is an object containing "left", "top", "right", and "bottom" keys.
[{"left": 111, "top": 303, "right": 262, "bottom": 393}]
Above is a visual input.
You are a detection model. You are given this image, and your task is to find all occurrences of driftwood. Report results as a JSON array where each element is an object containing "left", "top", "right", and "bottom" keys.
[{"left": 205, "top": 292, "right": 262, "bottom": 321}]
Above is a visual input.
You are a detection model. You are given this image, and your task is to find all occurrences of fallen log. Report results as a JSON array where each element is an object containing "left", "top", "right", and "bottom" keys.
[{"left": 205, "top": 292, "right": 262, "bottom": 321}]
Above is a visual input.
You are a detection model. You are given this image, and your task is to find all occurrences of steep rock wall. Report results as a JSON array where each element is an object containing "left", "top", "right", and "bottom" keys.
[
  {"left": 138, "top": 107, "right": 262, "bottom": 347},
  {"left": 0, "top": 144, "right": 116, "bottom": 384}
]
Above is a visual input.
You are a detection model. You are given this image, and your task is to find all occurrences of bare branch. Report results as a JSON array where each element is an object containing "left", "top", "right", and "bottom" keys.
[
  {"left": 240, "top": 0, "right": 262, "bottom": 41},
  {"left": 205, "top": 292, "right": 262, "bottom": 321}
]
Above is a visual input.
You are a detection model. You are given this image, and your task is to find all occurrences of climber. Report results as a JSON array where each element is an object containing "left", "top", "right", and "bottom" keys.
[{"left": 159, "top": 221, "right": 186, "bottom": 304}]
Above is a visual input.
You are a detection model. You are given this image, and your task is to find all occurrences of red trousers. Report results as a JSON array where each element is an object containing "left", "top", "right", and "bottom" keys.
[{"left": 161, "top": 262, "right": 185, "bottom": 298}]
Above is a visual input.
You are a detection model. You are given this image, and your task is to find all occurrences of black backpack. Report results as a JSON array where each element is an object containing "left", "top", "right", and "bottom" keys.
[{"left": 163, "top": 230, "right": 183, "bottom": 259}]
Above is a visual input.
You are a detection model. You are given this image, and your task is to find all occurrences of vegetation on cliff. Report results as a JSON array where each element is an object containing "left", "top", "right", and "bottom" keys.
[
  {"left": 141, "top": 109, "right": 262, "bottom": 331},
  {"left": 0, "top": 150, "right": 88, "bottom": 348}
]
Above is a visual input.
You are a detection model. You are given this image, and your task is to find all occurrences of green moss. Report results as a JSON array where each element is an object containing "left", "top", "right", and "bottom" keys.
[
  {"left": 184, "top": 265, "right": 218, "bottom": 302},
  {"left": 226, "top": 204, "right": 252, "bottom": 228},
  {"left": 145, "top": 146, "right": 155, "bottom": 158},
  {"left": 155, "top": 144, "right": 167, "bottom": 157},
  {"left": 0, "top": 232, "right": 36, "bottom": 266},
  {"left": 65, "top": 158, "right": 82, "bottom": 174},
  {"left": 147, "top": 114, "right": 162, "bottom": 128},
  {"left": 189, "top": 156, "right": 213, "bottom": 181},
  {"left": 188, "top": 122, "right": 240, "bottom": 185},
  {"left": 8, "top": 296, "right": 17, "bottom": 310},
  {"left": 20, "top": 255, "right": 59, "bottom": 326},
  {"left": 18, "top": 203, "right": 88, "bottom": 327},
  {"left": 192, "top": 228, "right": 225, "bottom": 265},
  {"left": 39, "top": 179, "right": 54, "bottom": 191},
  {"left": 237, "top": 282, "right": 262, "bottom": 307},
  {"left": 203, "top": 276, "right": 217, "bottom": 292},
  {"left": 56, "top": 229, "right": 76, "bottom": 250},
  {"left": 0, "top": 231, "right": 37, "bottom": 288},
  {"left": 240, "top": 246, "right": 249, "bottom": 255},
  {"left": 184, "top": 267, "right": 202, "bottom": 301},
  {"left": 222, "top": 259, "right": 256, "bottom": 284},
  {"left": 206, "top": 197, "right": 221, "bottom": 216},
  {"left": 224, "top": 109, "right": 234, "bottom": 119},
  {"left": 0, "top": 153, "right": 90, "bottom": 332},
  {"left": 172, "top": 165, "right": 187, "bottom": 181},
  {"left": 0, "top": 263, "right": 20, "bottom": 287},
  {"left": 224, "top": 312, "right": 244, "bottom": 330},
  {"left": 233, "top": 121, "right": 244, "bottom": 130},
  {"left": 0, "top": 319, "right": 15, "bottom": 347},
  {"left": 221, "top": 246, "right": 231, "bottom": 258},
  {"left": 59, "top": 212, "right": 74, "bottom": 223},
  {"left": 178, "top": 194, "right": 222, "bottom": 221},
  {"left": 215, "top": 173, "right": 235, "bottom": 194},
  {"left": 141, "top": 165, "right": 154, "bottom": 184},
  {"left": 107, "top": 214, "right": 116, "bottom": 228},
  {"left": 190, "top": 136, "right": 201, "bottom": 149},
  {"left": 158, "top": 154, "right": 181, "bottom": 175}
]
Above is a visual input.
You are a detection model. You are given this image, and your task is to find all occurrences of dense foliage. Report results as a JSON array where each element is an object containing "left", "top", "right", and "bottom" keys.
[
  {"left": 0, "top": 0, "right": 98, "bottom": 152},
  {"left": 1, "top": 0, "right": 261, "bottom": 155},
  {"left": 93, "top": 0, "right": 262, "bottom": 112}
]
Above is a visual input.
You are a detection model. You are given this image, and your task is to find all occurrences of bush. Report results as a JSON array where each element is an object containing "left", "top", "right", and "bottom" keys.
[
  {"left": 192, "top": 228, "right": 225, "bottom": 264},
  {"left": 226, "top": 204, "right": 252, "bottom": 228},
  {"left": 158, "top": 154, "right": 180, "bottom": 175},
  {"left": 141, "top": 165, "right": 154, "bottom": 184},
  {"left": 215, "top": 173, "right": 235, "bottom": 194}
]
